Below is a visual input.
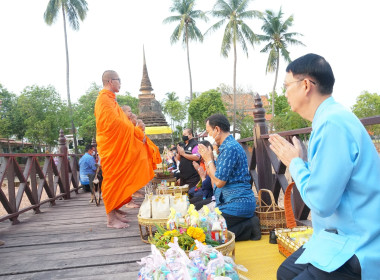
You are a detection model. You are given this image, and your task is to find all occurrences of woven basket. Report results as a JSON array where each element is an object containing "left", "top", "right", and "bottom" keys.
[
  {"left": 158, "top": 231, "right": 236, "bottom": 260},
  {"left": 255, "top": 189, "right": 286, "bottom": 234},
  {"left": 275, "top": 182, "right": 313, "bottom": 257},
  {"left": 137, "top": 215, "right": 168, "bottom": 244}
]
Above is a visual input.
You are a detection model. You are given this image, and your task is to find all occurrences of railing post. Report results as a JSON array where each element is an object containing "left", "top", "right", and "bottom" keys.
[
  {"left": 252, "top": 94, "right": 273, "bottom": 193},
  {"left": 59, "top": 129, "right": 70, "bottom": 199}
]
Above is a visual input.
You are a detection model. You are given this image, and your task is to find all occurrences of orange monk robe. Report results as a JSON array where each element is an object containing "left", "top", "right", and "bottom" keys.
[
  {"left": 145, "top": 136, "right": 162, "bottom": 170},
  {"left": 94, "top": 89, "right": 154, "bottom": 214}
]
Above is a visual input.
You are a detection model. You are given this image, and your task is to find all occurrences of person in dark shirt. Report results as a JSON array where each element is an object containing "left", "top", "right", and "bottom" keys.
[
  {"left": 189, "top": 140, "right": 214, "bottom": 210},
  {"left": 177, "top": 128, "right": 200, "bottom": 193}
]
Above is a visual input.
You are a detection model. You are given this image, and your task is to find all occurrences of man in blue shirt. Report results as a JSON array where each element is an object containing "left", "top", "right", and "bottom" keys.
[
  {"left": 198, "top": 114, "right": 261, "bottom": 241},
  {"left": 269, "top": 53, "right": 380, "bottom": 280},
  {"left": 79, "top": 144, "right": 97, "bottom": 193}
]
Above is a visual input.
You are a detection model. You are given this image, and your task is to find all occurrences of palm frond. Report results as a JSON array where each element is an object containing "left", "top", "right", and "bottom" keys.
[
  {"left": 66, "top": 4, "right": 80, "bottom": 30},
  {"left": 239, "top": 10, "right": 262, "bottom": 20},
  {"left": 220, "top": 22, "right": 233, "bottom": 57},
  {"left": 280, "top": 47, "right": 291, "bottom": 63},
  {"left": 163, "top": 15, "right": 182, "bottom": 24},
  {"left": 213, "top": 0, "right": 232, "bottom": 16},
  {"left": 205, "top": 19, "right": 226, "bottom": 36},
  {"left": 170, "top": 25, "right": 182, "bottom": 44},
  {"left": 240, "top": 22, "right": 257, "bottom": 45},
  {"left": 236, "top": 0, "right": 250, "bottom": 14},
  {"left": 189, "top": 24, "right": 204, "bottom": 42},
  {"left": 260, "top": 42, "right": 274, "bottom": 54},
  {"left": 266, "top": 47, "right": 278, "bottom": 73},
  {"left": 259, "top": 7, "right": 305, "bottom": 75},
  {"left": 43, "top": 0, "right": 60, "bottom": 25}
]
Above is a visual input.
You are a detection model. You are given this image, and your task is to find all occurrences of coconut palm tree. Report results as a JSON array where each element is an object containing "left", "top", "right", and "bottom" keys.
[
  {"left": 259, "top": 8, "right": 304, "bottom": 116},
  {"left": 163, "top": 0, "right": 207, "bottom": 131},
  {"left": 206, "top": 0, "right": 260, "bottom": 137},
  {"left": 44, "top": 0, "right": 88, "bottom": 154}
]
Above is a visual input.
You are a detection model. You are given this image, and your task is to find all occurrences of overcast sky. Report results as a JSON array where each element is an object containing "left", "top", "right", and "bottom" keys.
[{"left": 0, "top": 0, "right": 379, "bottom": 110}]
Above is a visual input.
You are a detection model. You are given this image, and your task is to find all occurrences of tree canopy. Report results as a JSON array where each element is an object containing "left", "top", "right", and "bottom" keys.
[
  {"left": 188, "top": 89, "right": 226, "bottom": 130},
  {"left": 352, "top": 91, "right": 380, "bottom": 135},
  {"left": 206, "top": 0, "right": 260, "bottom": 137},
  {"left": 17, "top": 85, "right": 70, "bottom": 147}
]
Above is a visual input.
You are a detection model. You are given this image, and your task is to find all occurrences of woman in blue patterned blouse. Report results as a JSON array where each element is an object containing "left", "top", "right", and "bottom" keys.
[{"left": 198, "top": 114, "right": 261, "bottom": 241}]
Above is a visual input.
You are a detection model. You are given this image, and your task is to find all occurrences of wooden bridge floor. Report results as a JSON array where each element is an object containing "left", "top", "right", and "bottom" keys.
[
  {"left": 0, "top": 192, "right": 150, "bottom": 280},
  {"left": 0, "top": 192, "right": 285, "bottom": 280}
]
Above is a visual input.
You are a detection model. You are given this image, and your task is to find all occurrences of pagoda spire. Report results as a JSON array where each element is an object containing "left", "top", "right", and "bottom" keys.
[{"left": 140, "top": 46, "right": 153, "bottom": 93}]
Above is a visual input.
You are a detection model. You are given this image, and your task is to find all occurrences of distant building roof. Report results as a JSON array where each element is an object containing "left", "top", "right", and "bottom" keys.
[{"left": 221, "top": 93, "right": 272, "bottom": 121}]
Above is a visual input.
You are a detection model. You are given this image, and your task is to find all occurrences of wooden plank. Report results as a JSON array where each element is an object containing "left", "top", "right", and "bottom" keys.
[
  {"left": 0, "top": 191, "right": 151, "bottom": 279},
  {"left": 6, "top": 264, "right": 140, "bottom": 280}
]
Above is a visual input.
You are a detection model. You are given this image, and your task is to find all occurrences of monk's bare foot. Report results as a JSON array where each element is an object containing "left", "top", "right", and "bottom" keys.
[
  {"left": 132, "top": 192, "right": 144, "bottom": 198},
  {"left": 107, "top": 210, "right": 130, "bottom": 229},
  {"left": 125, "top": 200, "right": 140, "bottom": 208},
  {"left": 0, "top": 240, "right": 4, "bottom": 246},
  {"left": 115, "top": 211, "right": 130, "bottom": 223},
  {"left": 115, "top": 209, "right": 127, "bottom": 216}
]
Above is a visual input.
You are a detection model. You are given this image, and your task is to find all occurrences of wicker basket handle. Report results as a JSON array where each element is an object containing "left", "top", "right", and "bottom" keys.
[
  {"left": 284, "top": 182, "right": 297, "bottom": 229},
  {"left": 257, "top": 189, "right": 277, "bottom": 209}
]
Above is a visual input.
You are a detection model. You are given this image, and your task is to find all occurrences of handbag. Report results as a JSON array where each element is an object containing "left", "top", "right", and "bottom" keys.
[
  {"left": 151, "top": 194, "right": 171, "bottom": 219},
  {"left": 139, "top": 194, "right": 153, "bottom": 218},
  {"left": 169, "top": 192, "right": 189, "bottom": 217}
]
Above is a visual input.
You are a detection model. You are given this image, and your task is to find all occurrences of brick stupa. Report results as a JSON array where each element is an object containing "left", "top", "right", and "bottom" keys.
[{"left": 138, "top": 47, "right": 172, "bottom": 149}]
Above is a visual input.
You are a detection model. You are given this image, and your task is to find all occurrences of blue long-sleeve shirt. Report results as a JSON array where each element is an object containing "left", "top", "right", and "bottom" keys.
[
  {"left": 79, "top": 153, "right": 97, "bottom": 185},
  {"left": 214, "top": 135, "right": 256, "bottom": 218},
  {"left": 290, "top": 97, "right": 380, "bottom": 279}
]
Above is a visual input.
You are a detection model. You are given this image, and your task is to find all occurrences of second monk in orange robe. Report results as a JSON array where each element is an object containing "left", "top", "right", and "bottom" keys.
[{"left": 94, "top": 70, "right": 154, "bottom": 229}]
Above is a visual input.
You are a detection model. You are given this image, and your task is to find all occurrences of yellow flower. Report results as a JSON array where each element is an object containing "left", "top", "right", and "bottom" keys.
[
  {"left": 164, "top": 229, "right": 179, "bottom": 236},
  {"left": 187, "top": 227, "right": 195, "bottom": 236}
]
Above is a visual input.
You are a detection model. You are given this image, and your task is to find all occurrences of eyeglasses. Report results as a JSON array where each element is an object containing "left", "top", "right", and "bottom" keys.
[
  {"left": 283, "top": 79, "right": 316, "bottom": 90},
  {"left": 111, "top": 78, "right": 121, "bottom": 83}
]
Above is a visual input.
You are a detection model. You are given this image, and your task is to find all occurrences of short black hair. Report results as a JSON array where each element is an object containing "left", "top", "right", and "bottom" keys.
[
  {"left": 206, "top": 114, "right": 230, "bottom": 132},
  {"left": 286, "top": 53, "right": 335, "bottom": 95},
  {"left": 200, "top": 140, "right": 213, "bottom": 151},
  {"left": 184, "top": 128, "right": 193, "bottom": 136},
  {"left": 85, "top": 144, "right": 94, "bottom": 152}
]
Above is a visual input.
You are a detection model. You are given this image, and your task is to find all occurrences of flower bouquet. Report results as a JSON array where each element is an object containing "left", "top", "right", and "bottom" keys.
[{"left": 149, "top": 225, "right": 220, "bottom": 252}]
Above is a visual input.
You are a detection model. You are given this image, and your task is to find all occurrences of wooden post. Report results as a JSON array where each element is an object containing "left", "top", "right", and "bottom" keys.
[
  {"left": 252, "top": 94, "right": 273, "bottom": 194},
  {"left": 59, "top": 129, "right": 70, "bottom": 199}
]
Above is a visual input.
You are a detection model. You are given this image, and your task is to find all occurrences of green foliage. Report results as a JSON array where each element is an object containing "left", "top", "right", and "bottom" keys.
[
  {"left": 116, "top": 91, "right": 139, "bottom": 114},
  {"left": 352, "top": 91, "right": 380, "bottom": 135},
  {"left": 269, "top": 92, "right": 311, "bottom": 133},
  {"left": 259, "top": 8, "right": 304, "bottom": 74},
  {"left": 17, "top": 85, "right": 70, "bottom": 146},
  {"left": 239, "top": 115, "right": 254, "bottom": 139},
  {"left": 258, "top": 8, "right": 304, "bottom": 116},
  {"left": 188, "top": 89, "right": 227, "bottom": 130},
  {"left": 44, "top": 0, "right": 88, "bottom": 30},
  {"left": 73, "top": 83, "right": 100, "bottom": 144},
  {"left": 206, "top": 0, "right": 261, "bottom": 58},
  {"left": 0, "top": 84, "right": 17, "bottom": 141},
  {"left": 162, "top": 92, "right": 187, "bottom": 128},
  {"left": 163, "top": 0, "right": 208, "bottom": 46},
  {"left": 267, "top": 90, "right": 289, "bottom": 115}
]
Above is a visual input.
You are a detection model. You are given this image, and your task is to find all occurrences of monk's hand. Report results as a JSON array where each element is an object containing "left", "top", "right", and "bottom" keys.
[
  {"left": 198, "top": 144, "right": 213, "bottom": 163},
  {"left": 268, "top": 134, "right": 303, "bottom": 167}
]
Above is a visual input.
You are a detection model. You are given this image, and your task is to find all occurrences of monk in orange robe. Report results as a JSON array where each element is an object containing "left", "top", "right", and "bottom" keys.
[{"left": 95, "top": 70, "right": 154, "bottom": 229}]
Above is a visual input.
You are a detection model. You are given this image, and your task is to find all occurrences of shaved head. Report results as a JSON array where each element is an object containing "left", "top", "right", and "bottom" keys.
[
  {"left": 122, "top": 105, "right": 132, "bottom": 118},
  {"left": 102, "top": 70, "right": 121, "bottom": 93}
]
